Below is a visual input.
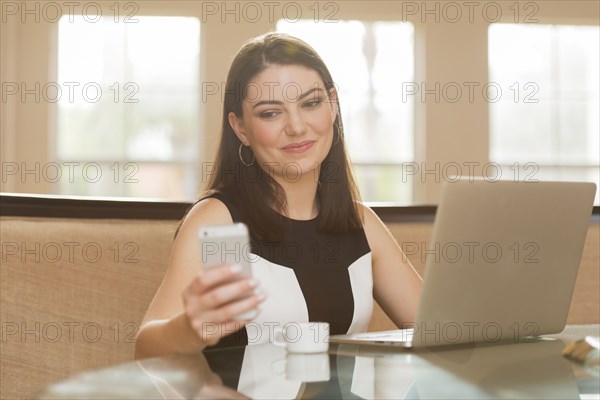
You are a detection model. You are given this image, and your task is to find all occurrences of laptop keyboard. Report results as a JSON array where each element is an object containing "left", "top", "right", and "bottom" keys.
[{"left": 356, "top": 328, "right": 414, "bottom": 340}]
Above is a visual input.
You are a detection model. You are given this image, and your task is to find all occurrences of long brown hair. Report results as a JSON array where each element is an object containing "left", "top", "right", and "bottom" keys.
[{"left": 196, "top": 32, "right": 363, "bottom": 242}]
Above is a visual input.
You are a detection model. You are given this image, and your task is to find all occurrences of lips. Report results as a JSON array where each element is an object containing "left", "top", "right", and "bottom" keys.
[{"left": 282, "top": 140, "right": 316, "bottom": 153}]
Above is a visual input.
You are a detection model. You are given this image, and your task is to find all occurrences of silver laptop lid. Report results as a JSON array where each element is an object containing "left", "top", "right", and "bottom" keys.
[{"left": 412, "top": 179, "right": 596, "bottom": 347}]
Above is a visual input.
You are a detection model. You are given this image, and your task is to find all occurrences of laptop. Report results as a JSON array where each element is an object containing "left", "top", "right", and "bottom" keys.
[{"left": 329, "top": 179, "right": 597, "bottom": 348}]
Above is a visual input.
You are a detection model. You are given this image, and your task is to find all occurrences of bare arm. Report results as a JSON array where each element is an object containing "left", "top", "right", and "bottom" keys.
[
  {"left": 134, "top": 198, "right": 266, "bottom": 359},
  {"left": 361, "top": 204, "right": 423, "bottom": 328}
]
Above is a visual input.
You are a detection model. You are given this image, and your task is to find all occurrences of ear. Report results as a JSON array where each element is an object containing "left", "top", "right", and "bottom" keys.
[{"left": 228, "top": 112, "right": 249, "bottom": 145}]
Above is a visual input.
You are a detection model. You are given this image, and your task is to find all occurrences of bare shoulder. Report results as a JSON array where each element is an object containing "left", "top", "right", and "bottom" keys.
[
  {"left": 357, "top": 202, "right": 384, "bottom": 231},
  {"left": 356, "top": 202, "right": 390, "bottom": 250},
  {"left": 167, "top": 197, "right": 235, "bottom": 276},
  {"left": 177, "top": 197, "right": 234, "bottom": 238}
]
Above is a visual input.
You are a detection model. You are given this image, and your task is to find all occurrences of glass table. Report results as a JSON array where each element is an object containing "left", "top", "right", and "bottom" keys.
[{"left": 36, "top": 325, "right": 600, "bottom": 399}]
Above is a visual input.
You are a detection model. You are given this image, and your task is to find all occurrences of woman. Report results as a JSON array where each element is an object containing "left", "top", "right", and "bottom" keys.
[{"left": 135, "top": 32, "right": 422, "bottom": 359}]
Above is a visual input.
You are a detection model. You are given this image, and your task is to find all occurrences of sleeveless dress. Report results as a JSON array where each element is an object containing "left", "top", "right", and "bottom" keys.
[{"left": 204, "top": 192, "right": 373, "bottom": 349}]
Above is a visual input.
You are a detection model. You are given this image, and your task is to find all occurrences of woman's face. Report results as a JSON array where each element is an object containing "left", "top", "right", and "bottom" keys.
[{"left": 229, "top": 64, "right": 338, "bottom": 182}]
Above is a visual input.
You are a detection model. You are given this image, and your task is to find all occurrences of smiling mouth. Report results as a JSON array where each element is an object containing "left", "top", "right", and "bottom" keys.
[{"left": 282, "top": 141, "right": 316, "bottom": 153}]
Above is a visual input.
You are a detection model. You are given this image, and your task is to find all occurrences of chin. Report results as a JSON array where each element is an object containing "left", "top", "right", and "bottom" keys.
[{"left": 280, "top": 158, "right": 322, "bottom": 181}]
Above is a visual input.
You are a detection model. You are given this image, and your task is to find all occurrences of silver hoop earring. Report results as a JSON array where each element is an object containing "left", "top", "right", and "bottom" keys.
[{"left": 238, "top": 143, "right": 255, "bottom": 167}]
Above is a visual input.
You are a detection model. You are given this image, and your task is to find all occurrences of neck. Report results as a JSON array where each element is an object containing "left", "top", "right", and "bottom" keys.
[{"left": 273, "top": 171, "right": 319, "bottom": 220}]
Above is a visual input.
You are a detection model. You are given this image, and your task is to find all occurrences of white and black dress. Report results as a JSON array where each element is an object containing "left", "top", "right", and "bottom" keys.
[{"left": 204, "top": 192, "right": 374, "bottom": 349}]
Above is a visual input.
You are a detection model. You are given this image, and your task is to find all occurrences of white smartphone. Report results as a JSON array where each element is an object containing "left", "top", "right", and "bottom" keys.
[{"left": 198, "top": 223, "right": 257, "bottom": 320}]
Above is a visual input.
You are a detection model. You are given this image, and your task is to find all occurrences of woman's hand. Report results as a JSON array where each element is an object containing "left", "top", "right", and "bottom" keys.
[
  {"left": 182, "top": 263, "right": 267, "bottom": 347},
  {"left": 135, "top": 198, "right": 262, "bottom": 359}
]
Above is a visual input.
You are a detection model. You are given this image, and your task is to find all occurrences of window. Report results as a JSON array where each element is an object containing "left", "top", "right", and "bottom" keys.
[
  {"left": 277, "top": 20, "right": 415, "bottom": 202},
  {"left": 56, "top": 16, "right": 200, "bottom": 199},
  {"left": 489, "top": 24, "right": 599, "bottom": 204}
]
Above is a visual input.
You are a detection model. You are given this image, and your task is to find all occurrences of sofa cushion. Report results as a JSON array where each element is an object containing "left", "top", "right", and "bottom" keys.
[{"left": 0, "top": 217, "right": 175, "bottom": 399}]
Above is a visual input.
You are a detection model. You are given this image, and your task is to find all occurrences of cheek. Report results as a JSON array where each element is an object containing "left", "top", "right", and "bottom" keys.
[
  {"left": 312, "top": 111, "right": 335, "bottom": 137},
  {"left": 248, "top": 121, "right": 281, "bottom": 147}
]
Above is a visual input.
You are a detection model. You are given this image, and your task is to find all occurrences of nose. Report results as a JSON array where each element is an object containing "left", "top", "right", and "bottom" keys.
[{"left": 284, "top": 110, "right": 307, "bottom": 136}]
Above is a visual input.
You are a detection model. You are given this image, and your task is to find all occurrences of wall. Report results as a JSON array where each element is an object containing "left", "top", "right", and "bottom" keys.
[{"left": 1, "top": 1, "right": 599, "bottom": 202}]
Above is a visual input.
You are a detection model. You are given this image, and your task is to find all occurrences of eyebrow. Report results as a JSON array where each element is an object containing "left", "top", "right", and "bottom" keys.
[{"left": 251, "top": 87, "right": 324, "bottom": 109}]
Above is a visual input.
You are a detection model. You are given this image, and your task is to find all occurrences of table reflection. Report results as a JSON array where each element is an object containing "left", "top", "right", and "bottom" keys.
[
  {"left": 332, "top": 338, "right": 580, "bottom": 399},
  {"left": 37, "top": 332, "right": 598, "bottom": 400},
  {"left": 201, "top": 338, "right": 581, "bottom": 399}
]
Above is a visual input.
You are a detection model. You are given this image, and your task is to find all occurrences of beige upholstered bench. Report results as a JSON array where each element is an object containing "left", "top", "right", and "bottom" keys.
[{"left": 1, "top": 195, "right": 598, "bottom": 399}]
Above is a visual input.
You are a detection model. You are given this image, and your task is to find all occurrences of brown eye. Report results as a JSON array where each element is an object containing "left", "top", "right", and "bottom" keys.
[
  {"left": 260, "top": 111, "right": 279, "bottom": 119},
  {"left": 304, "top": 98, "right": 323, "bottom": 108}
]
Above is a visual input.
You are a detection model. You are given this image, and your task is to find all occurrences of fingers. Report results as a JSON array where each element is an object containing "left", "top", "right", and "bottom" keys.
[
  {"left": 185, "top": 263, "right": 245, "bottom": 298},
  {"left": 202, "top": 277, "right": 259, "bottom": 310},
  {"left": 181, "top": 262, "right": 268, "bottom": 347},
  {"left": 185, "top": 292, "right": 267, "bottom": 346},
  {"left": 184, "top": 276, "right": 258, "bottom": 319},
  {"left": 205, "top": 290, "right": 267, "bottom": 323},
  {"left": 187, "top": 284, "right": 266, "bottom": 327}
]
